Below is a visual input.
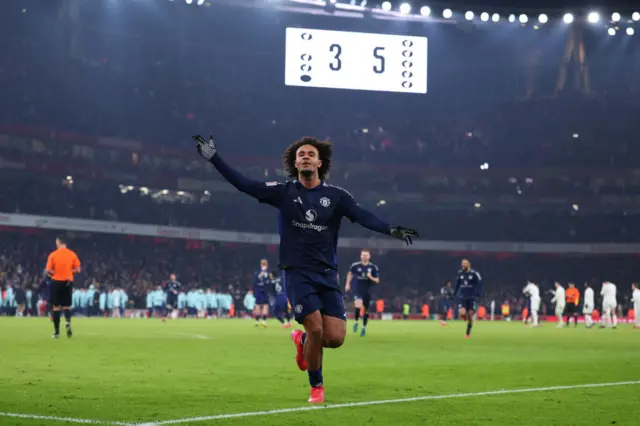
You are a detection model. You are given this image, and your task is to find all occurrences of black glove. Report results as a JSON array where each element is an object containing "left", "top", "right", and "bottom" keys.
[
  {"left": 193, "top": 135, "right": 217, "bottom": 160},
  {"left": 390, "top": 226, "right": 419, "bottom": 246}
]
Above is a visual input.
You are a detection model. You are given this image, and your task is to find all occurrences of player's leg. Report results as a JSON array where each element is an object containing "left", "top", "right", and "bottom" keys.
[
  {"left": 252, "top": 305, "right": 260, "bottom": 326},
  {"left": 360, "top": 297, "right": 371, "bottom": 337},
  {"left": 612, "top": 305, "right": 618, "bottom": 328},
  {"left": 466, "top": 307, "right": 475, "bottom": 338},
  {"left": 555, "top": 304, "right": 564, "bottom": 327},
  {"left": 601, "top": 304, "right": 611, "bottom": 328},
  {"left": 353, "top": 297, "right": 362, "bottom": 333},
  {"left": 50, "top": 282, "right": 62, "bottom": 338},
  {"left": 261, "top": 304, "right": 269, "bottom": 327},
  {"left": 441, "top": 302, "right": 449, "bottom": 325}
]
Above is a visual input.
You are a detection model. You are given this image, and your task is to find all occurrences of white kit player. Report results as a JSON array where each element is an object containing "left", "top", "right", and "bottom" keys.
[
  {"left": 600, "top": 281, "right": 618, "bottom": 329},
  {"left": 632, "top": 283, "right": 640, "bottom": 329},
  {"left": 583, "top": 283, "right": 595, "bottom": 329},
  {"left": 523, "top": 281, "right": 540, "bottom": 327},
  {"left": 550, "top": 282, "right": 565, "bottom": 328}
]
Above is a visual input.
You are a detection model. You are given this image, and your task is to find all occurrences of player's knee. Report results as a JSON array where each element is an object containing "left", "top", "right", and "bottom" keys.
[{"left": 324, "top": 334, "right": 344, "bottom": 348}]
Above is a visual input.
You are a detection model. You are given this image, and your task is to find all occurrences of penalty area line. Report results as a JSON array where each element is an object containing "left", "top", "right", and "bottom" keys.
[
  {"left": 0, "top": 412, "right": 131, "bottom": 425},
  {"left": 135, "top": 380, "right": 640, "bottom": 425}
]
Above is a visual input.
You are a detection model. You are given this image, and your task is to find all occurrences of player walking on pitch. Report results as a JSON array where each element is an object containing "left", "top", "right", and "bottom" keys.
[
  {"left": 253, "top": 259, "right": 272, "bottom": 328},
  {"left": 565, "top": 282, "right": 580, "bottom": 327},
  {"left": 523, "top": 281, "right": 541, "bottom": 327},
  {"left": 345, "top": 249, "right": 379, "bottom": 337},
  {"left": 600, "top": 281, "right": 618, "bottom": 329},
  {"left": 194, "top": 135, "right": 418, "bottom": 403},
  {"left": 632, "top": 283, "right": 640, "bottom": 329},
  {"left": 454, "top": 259, "right": 482, "bottom": 339},
  {"left": 551, "top": 282, "right": 565, "bottom": 328},
  {"left": 583, "top": 282, "right": 595, "bottom": 328}
]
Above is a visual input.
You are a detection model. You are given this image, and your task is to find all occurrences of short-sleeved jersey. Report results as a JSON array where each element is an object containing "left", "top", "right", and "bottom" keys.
[
  {"left": 584, "top": 287, "right": 595, "bottom": 307},
  {"left": 254, "top": 270, "right": 271, "bottom": 292},
  {"left": 441, "top": 286, "right": 455, "bottom": 301},
  {"left": 271, "top": 277, "right": 286, "bottom": 298},
  {"left": 46, "top": 247, "right": 80, "bottom": 282},
  {"left": 166, "top": 280, "right": 181, "bottom": 294},
  {"left": 454, "top": 269, "right": 483, "bottom": 300},
  {"left": 349, "top": 261, "right": 380, "bottom": 294},
  {"left": 523, "top": 282, "right": 540, "bottom": 299}
]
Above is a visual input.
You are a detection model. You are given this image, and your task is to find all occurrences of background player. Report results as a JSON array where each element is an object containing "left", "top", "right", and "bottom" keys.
[
  {"left": 583, "top": 282, "right": 595, "bottom": 328},
  {"left": 345, "top": 249, "right": 380, "bottom": 337},
  {"left": 440, "top": 280, "right": 454, "bottom": 326},
  {"left": 195, "top": 134, "right": 417, "bottom": 403},
  {"left": 253, "top": 259, "right": 271, "bottom": 328},
  {"left": 565, "top": 282, "right": 580, "bottom": 327},
  {"left": 600, "top": 281, "right": 618, "bottom": 329},
  {"left": 454, "top": 259, "right": 482, "bottom": 339},
  {"left": 550, "top": 282, "right": 565, "bottom": 328},
  {"left": 163, "top": 273, "right": 181, "bottom": 322},
  {"left": 632, "top": 283, "right": 640, "bottom": 329},
  {"left": 523, "top": 281, "right": 541, "bottom": 327},
  {"left": 271, "top": 271, "right": 292, "bottom": 328}
]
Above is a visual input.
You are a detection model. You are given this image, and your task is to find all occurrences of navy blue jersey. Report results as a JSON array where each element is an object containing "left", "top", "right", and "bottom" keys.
[
  {"left": 441, "top": 285, "right": 455, "bottom": 301},
  {"left": 349, "top": 261, "right": 380, "bottom": 294},
  {"left": 271, "top": 276, "right": 286, "bottom": 297},
  {"left": 454, "top": 269, "right": 483, "bottom": 300},
  {"left": 254, "top": 270, "right": 271, "bottom": 292},
  {"left": 210, "top": 155, "right": 392, "bottom": 289},
  {"left": 166, "top": 280, "right": 181, "bottom": 295}
]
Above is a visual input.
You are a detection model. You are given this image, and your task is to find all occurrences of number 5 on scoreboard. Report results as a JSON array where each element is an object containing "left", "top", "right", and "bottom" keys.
[{"left": 373, "top": 47, "right": 385, "bottom": 74}]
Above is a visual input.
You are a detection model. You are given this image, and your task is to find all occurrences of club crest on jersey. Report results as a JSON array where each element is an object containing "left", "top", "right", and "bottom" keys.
[
  {"left": 305, "top": 209, "right": 317, "bottom": 222},
  {"left": 319, "top": 197, "right": 331, "bottom": 207}
]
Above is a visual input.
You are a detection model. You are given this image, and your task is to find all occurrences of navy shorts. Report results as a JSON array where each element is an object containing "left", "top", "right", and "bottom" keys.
[
  {"left": 166, "top": 293, "right": 177, "bottom": 308},
  {"left": 461, "top": 298, "right": 476, "bottom": 311},
  {"left": 254, "top": 289, "right": 269, "bottom": 306},
  {"left": 283, "top": 269, "right": 345, "bottom": 324},
  {"left": 442, "top": 301, "right": 451, "bottom": 313},
  {"left": 354, "top": 291, "right": 372, "bottom": 310}
]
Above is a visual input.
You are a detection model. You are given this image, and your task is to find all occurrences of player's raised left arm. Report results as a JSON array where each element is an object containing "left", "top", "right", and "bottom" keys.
[{"left": 339, "top": 190, "right": 418, "bottom": 245}]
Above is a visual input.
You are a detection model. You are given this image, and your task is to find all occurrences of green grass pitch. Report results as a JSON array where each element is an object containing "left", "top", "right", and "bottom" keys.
[{"left": 1, "top": 318, "right": 638, "bottom": 425}]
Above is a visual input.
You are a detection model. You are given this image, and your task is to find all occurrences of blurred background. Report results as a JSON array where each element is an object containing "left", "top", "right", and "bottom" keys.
[{"left": 0, "top": 0, "right": 639, "bottom": 320}]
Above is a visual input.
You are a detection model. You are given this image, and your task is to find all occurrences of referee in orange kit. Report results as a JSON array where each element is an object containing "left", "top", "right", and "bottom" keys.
[{"left": 45, "top": 237, "right": 81, "bottom": 339}]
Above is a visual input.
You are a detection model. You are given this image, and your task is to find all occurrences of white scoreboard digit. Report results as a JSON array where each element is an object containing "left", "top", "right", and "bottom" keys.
[{"left": 285, "top": 28, "right": 428, "bottom": 94}]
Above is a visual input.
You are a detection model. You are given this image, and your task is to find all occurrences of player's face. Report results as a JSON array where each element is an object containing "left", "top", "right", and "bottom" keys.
[
  {"left": 260, "top": 260, "right": 268, "bottom": 270},
  {"left": 360, "top": 251, "right": 371, "bottom": 263},
  {"left": 170, "top": 274, "right": 176, "bottom": 281},
  {"left": 294, "top": 144, "right": 322, "bottom": 177},
  {"left": 461, "top": 259, "right": 470, "bottom": 271}
]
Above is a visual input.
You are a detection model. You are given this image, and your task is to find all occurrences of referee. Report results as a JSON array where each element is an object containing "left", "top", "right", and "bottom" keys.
[{"left": 45, "top": 237, "right": 81, "bottom": 339}]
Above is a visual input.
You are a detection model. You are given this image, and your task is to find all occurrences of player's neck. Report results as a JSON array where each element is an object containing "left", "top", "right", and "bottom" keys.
[{"left": 298, "top": 174, "right": 321, "bottom": 189}]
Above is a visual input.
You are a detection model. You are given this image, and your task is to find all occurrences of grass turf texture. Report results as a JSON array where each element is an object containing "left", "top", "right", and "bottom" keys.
[{"left": 1, "top": 318, "right": 638, "bottom": 426}]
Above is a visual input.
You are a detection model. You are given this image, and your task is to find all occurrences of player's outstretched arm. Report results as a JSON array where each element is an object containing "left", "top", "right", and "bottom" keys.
[
  {"left": 194, "top": 135, "right": 283, "bottom": 206},
  {"left": 340, "top": 190, "right": 419, "bottom": 245}
]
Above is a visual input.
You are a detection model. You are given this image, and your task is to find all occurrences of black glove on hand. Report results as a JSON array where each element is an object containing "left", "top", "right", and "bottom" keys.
[
  {"left": 390, "top": 226, "right": 419, "bottom": 246},
  {"left": 193, "top": 135, "right": 217, "bottom": 160}
]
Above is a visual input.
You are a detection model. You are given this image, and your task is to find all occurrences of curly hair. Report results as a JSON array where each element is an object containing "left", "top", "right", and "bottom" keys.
[{"left": 283, "top": 136, "right": 333, "bottom": 180}]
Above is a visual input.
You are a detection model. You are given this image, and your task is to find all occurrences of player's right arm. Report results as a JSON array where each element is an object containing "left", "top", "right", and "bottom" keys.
[
  {"left": 72, "top": 252, "right": 81, "bottom": 274},
  {"left": 194, "top": 135, "right": 285, "bottom": 207},
  {"left": 345, "top": 271, "right": 353, "bottom": 292}
]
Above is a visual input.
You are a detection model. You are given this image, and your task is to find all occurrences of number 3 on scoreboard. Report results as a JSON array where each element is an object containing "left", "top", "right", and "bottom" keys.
[{"left": 329, "top": 43, "right": 342, "bottom": 71}]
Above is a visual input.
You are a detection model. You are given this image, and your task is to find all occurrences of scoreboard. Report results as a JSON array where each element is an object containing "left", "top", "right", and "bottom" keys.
[{"left": 285, "top": 28, "right": 428, "bottom": 94}]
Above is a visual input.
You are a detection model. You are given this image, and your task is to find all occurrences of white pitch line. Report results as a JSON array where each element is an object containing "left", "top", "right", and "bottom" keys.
[
  {"left": 0, "top": 412, "right": 130, "bottom": 425},
  {"left": 134, "top": 380, "right": 640, "bottom": 425}
]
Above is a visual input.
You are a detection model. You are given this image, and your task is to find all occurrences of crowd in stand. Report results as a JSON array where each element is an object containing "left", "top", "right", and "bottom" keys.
[{"left": 1, "top": 230, "right": 638, "bottom": 318}]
